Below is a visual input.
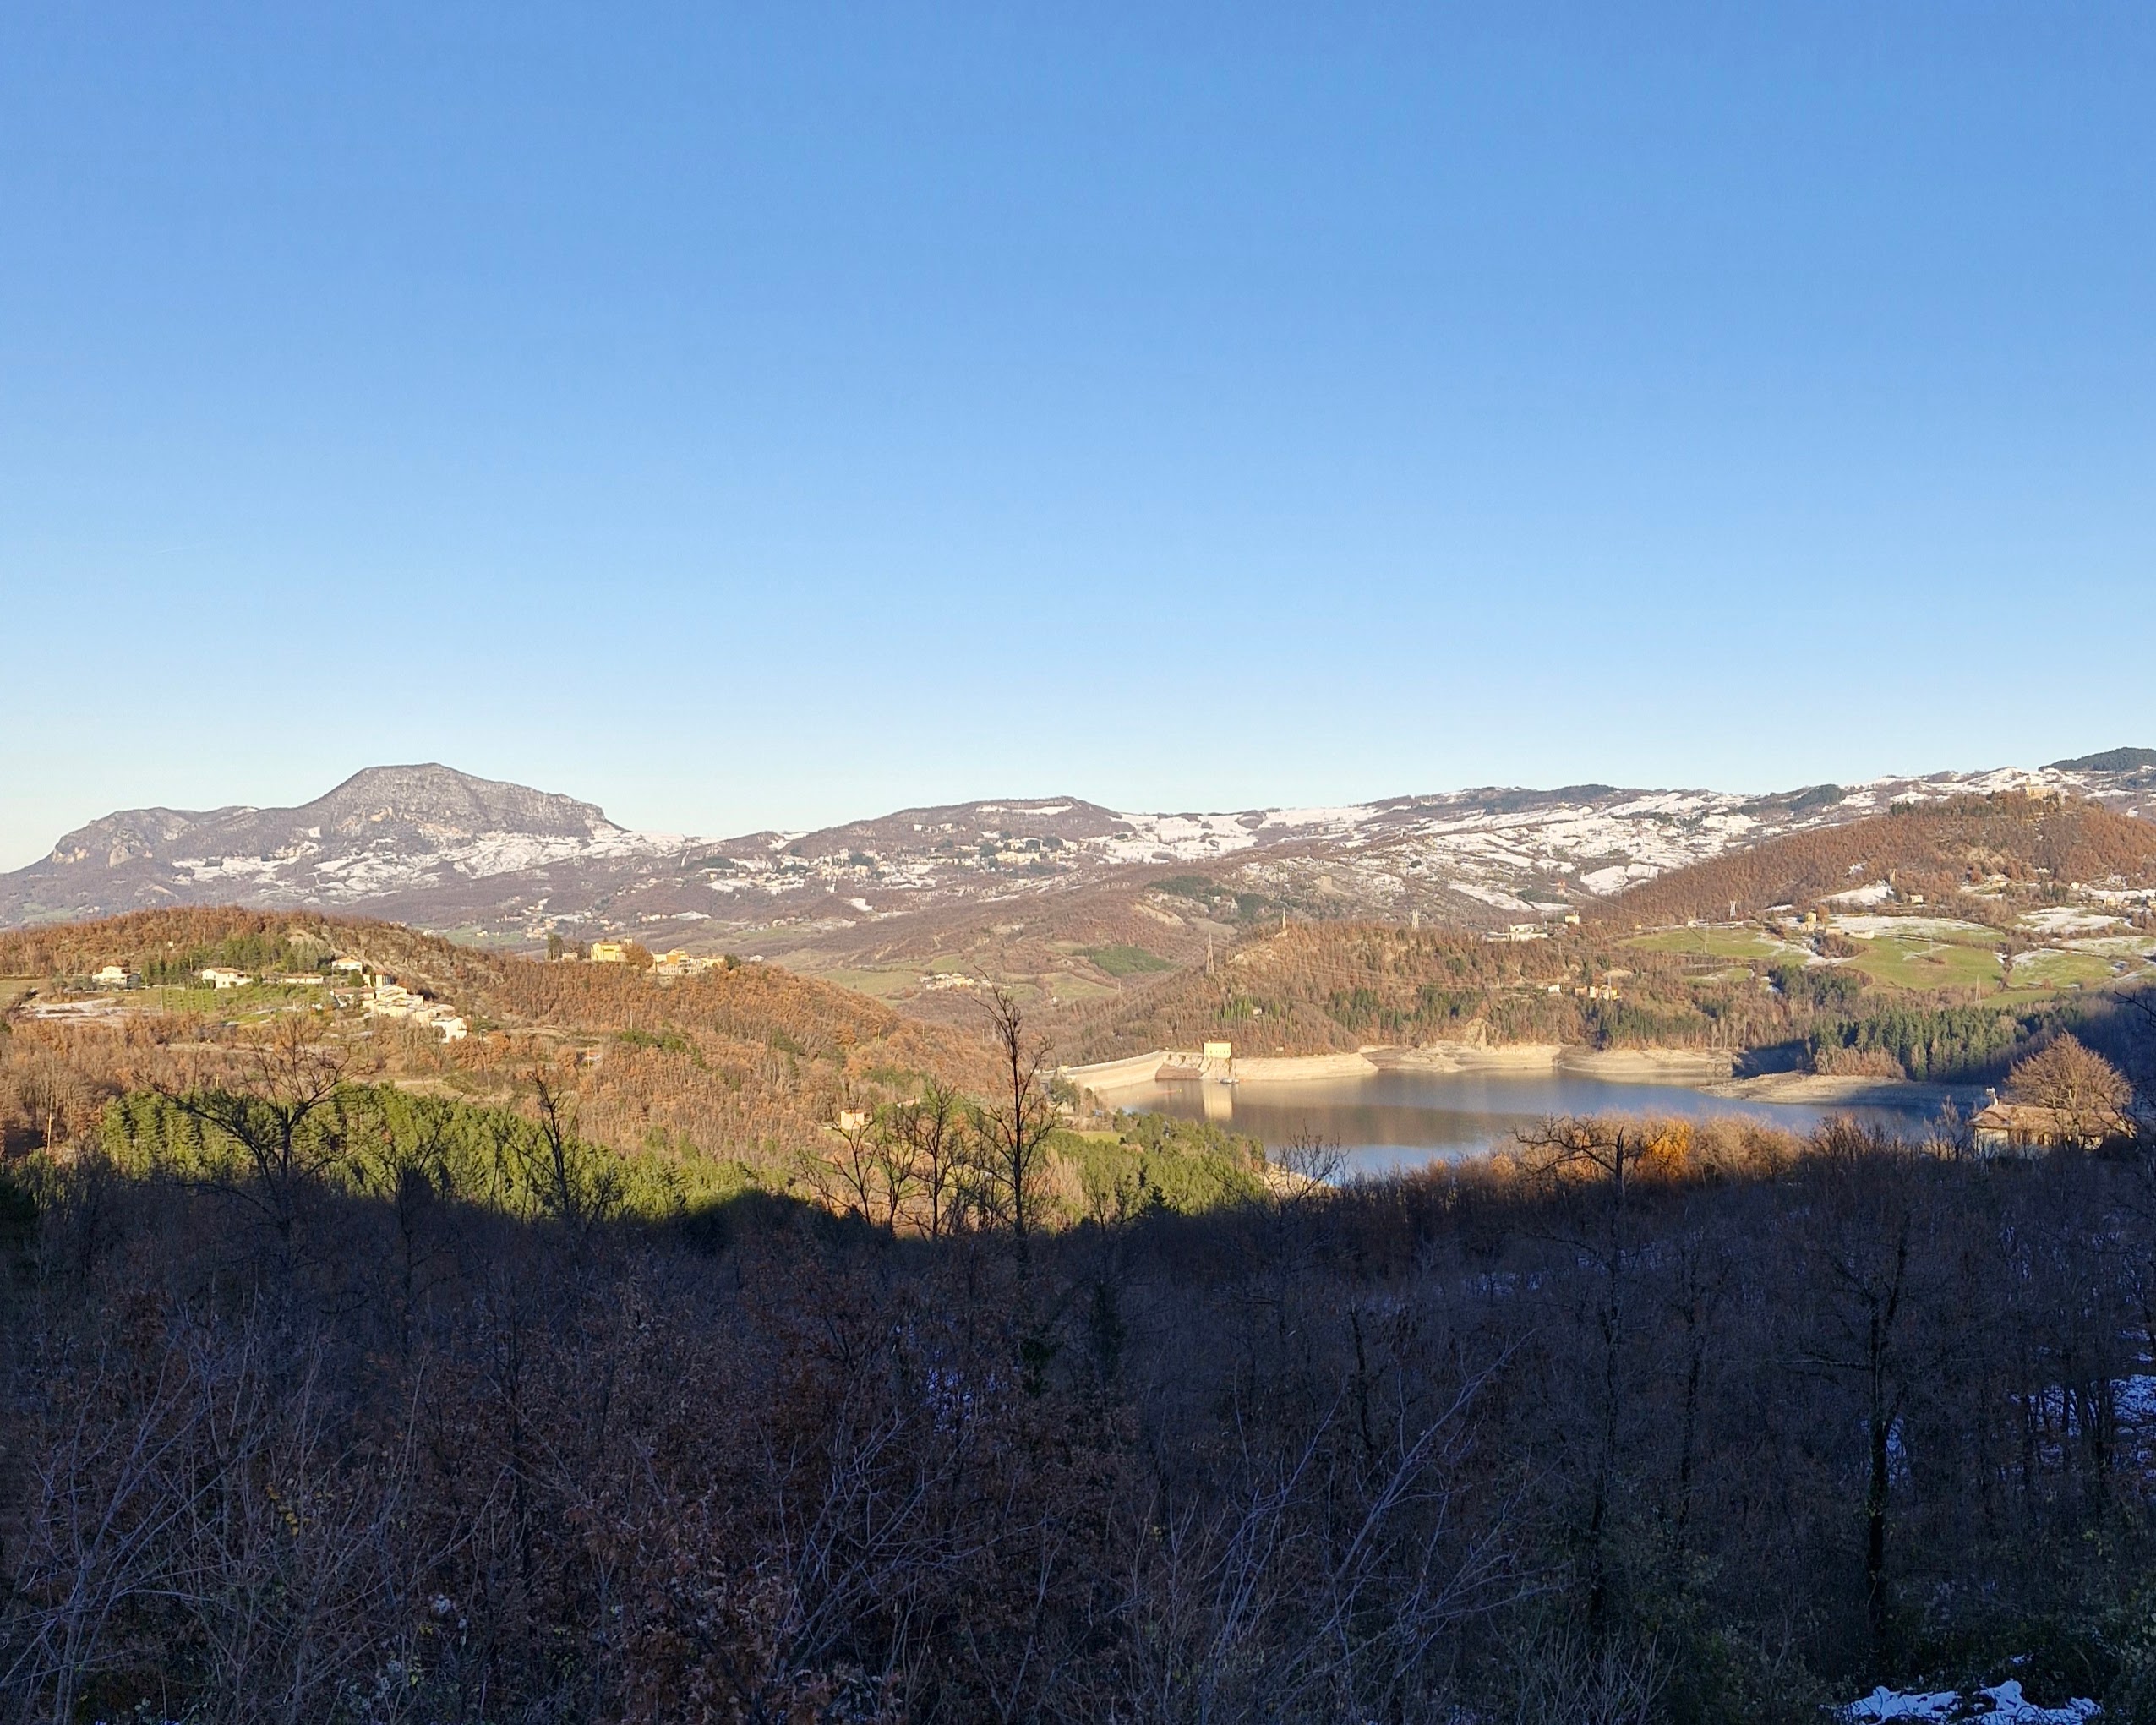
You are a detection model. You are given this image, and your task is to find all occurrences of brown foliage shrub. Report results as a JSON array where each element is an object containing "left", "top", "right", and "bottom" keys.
[{"left": 1812, "top": 1045, "right": 1907, "bottom": 1079}]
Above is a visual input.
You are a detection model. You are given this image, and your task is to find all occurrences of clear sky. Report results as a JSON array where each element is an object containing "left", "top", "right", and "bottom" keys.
[{"left": 3, "top": 3, "right": 2152, "bottom": 867}]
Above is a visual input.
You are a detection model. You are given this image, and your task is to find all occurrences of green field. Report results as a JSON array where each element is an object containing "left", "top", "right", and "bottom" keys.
[
  {"left": 800, "top": 964, "right": 924, "bottom": 1000},
  {"left": 141, "top": 985, "right": 229, "bottom": 1013},
  {"left": 1082, "top": 943, "right": 1175, "bottom": 977},
  {"left": 2064, "top": 935, "right": 2156, "bottom": 958},
  {"left": 1837, "top": 933, "right": 2145, "bottom": 999},
  {"left": 1041, "top": 969, "right": 1122, "bottom": 1002},
  {"left": 1832, "top": 916, "right": 2000, "bottom": 947},
  {"left": 1624, "top": 927, "right": 1801, "bottom": 962},
  {"left": 1622, "top": 917, "right": 2148, "bottom": 1006},
  {"left": 2009, "top": 948, "right": 2136, "bottom": 991},
  {"left": 1845, "top": 936, "right": 2006, "bottom": 994}
]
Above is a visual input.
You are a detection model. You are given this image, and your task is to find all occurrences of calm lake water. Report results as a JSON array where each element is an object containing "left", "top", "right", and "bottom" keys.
[{"left": 1125, "top": 1069, "right": 1944, "bottom": 1176}]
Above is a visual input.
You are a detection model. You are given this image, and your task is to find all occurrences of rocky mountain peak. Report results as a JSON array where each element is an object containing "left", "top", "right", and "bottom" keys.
[{"left": 300, "top": 765, "right": 620, "bottom": 842}]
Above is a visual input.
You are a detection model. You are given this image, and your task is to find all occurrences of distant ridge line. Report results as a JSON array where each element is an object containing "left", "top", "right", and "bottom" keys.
[{"left": 2046, "top": 747, "right": 2156, "bottom": 773}]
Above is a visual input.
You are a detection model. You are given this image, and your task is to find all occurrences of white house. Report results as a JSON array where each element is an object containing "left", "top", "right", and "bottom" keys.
[
  {"left": 91, "top": 964, "right": 135, "bottom": 989},
  {"left": 364, "top": 980, "right": 467, "bottom": 1041},
  {"left": 199, "top": 968, "right": 250, "bottom": 989}
]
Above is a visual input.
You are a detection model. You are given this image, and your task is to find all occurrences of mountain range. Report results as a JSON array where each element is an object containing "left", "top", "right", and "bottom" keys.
[{"left": 7, "top": 755, "right": 2156, "bottom": 994}]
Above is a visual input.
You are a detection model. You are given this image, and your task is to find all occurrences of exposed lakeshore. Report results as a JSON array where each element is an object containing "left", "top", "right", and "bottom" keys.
[{"left": 1061, "top": 1042, "right": 1986, "bottom": 1112}]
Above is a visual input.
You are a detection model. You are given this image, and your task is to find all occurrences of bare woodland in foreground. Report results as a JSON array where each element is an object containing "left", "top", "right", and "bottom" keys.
[
  {"left": 5, "top": 909, "right": 2156, "bottom": 1719},
  {"left": 11, "top": 1074, "right": 2156, "bottom": 1717}
]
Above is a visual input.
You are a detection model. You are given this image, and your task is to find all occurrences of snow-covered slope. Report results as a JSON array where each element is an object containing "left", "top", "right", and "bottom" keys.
[
  {"left": 1067, "top": 764, "right": 2156, "bottom": 919},
  {"left": 1, "top": 765, "right": 681, "bottom": 926},
  {"left": 6, "top": 756, "right": 2153, "bottom": 943}
]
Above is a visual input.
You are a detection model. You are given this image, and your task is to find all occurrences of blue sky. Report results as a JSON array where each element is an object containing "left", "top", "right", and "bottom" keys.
[{"left": 3, "top": 3, "right": 2152, "bottom": 866}]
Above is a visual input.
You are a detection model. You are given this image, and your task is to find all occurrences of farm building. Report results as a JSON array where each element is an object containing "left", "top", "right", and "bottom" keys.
[{"left": 1971, "top": 1100, "right": 2132, "bottom": 1155}]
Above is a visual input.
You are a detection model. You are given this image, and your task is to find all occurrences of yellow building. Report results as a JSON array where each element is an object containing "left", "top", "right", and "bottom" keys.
[{"left": 589, "top": 941, "right": 629, "bottom": 963}]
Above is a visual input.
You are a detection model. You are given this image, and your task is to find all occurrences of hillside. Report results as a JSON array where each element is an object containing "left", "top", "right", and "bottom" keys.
[
  {"left": 1589, "top": 792, "right": 2156, "bottom": 929},
  {"left": 0, "top": 764, "right": 675, "bottom": 930},
  {"left": 14, "top": 758, "right": 2156, "bottom": 1014},
  {"left": 0, "top": 906, "right": 997, "bottom": 1181},
  {"left": 1051, "top": 889, "right": 2156, "bottom": 1084}
]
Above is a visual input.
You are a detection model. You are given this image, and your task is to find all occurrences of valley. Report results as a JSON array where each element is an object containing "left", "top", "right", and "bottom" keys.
[
  {"left": 8, "top": 778, "right": 2156, "bottom": 1722},
  {"left": 10, "top": 777, "right": 2156, "bottom": 1177}
]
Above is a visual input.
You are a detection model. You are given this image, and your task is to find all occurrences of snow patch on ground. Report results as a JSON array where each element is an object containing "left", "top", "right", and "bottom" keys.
[
  {"left": 1255, "top": 805, "right": 1383, "bottom": 832},
  {"left": 2021, "top": 907, "right": 2126, "bottom": 935},
  {"left": 1832, "top": 916, "right": 1998, "bottom": 941},
  {"left": 174, "top": 825, "right": 685, "bottom": 904},
  {"left": 1452, "top": 882, "right": 1537, "bottom": 912},
  {"left": 1842, "top": 1679, "right": 2096, "bottom": 1722},
  {"left": 1581, "top": 862, "right": 1662, "bottom": 895},
  {"left": 1095, "top": 812, "right": 1265, "bottom": 863}
]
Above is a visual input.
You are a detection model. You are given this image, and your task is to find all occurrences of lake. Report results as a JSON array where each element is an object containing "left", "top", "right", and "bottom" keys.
[{"left": 1124, "top": 1069, "right": 1945, "bottom": 1176}]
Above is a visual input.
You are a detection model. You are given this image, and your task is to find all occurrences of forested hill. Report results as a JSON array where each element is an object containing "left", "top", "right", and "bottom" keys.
[
  {"left": 1049, "top": 910, "right": 2154, "bottom": 1088},
  {"left": 1590, "top": 793, "right": 2156, "bottom": 928},
  {"left": 0, "top": 907, "right": 947, "bottom": 1053},
  {"left": 0, "top": 908, "right": 997, "bottom": 1177}
]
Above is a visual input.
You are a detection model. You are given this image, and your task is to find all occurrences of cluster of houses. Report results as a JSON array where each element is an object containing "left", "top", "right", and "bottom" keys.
[
  {"left": 582, "top": 940, "right": 727, "bottom": 981},
  {"left": 1484, "top": 914, "right": 1582, "bottom": 944},
  {"left": 84, "top": 953, "right": 467, "bottom": 1042},
  {"left": 89, "top": 955, "right": 377, "bottom": 992},
  {"left": 363, "top": 980, "right": 468, "bottom": 1041},
  {"left": 649, "top": 949, "right": 726, "bottom": 981},
  {"left": 1532, "top": 980, "right": 1624, "bottom": 1000}
]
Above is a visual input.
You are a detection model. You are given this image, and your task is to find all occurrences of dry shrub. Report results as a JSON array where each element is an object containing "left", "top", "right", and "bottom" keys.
[{"left": 1813, "top": 1045, "right": 1906, "bottom": 1078}]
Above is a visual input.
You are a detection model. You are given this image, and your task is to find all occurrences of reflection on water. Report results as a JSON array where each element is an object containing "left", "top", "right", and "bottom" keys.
[{"left": 1128, "top": 1070, "right": 1941, "bottom": 1176}]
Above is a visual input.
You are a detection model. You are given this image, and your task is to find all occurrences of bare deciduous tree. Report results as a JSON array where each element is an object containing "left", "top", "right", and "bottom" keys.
[
  {"left": 1516, "top": 1117, "right": 1653, "bottom": 1636},
  {"left": 154, "top": 1015, "right": 348, "bottom": 1263},
  {"left": 889, "top": 1078, "right": 969, "bottom": 1238},
  {"left": 1790, "top": 1124, "right": 1924, "bottom": 1671},
  {"left": 521, "top": 1066, "right": 622, "bottom": 1237},
  {"left": 2006, "top": 1032, "right": 2133, "bottom": 1145},
  {"left": 970, "top": 987, "right": 1058, "bottom": 1263},
  {"left": 801, "top": 1089, "right": 884, "bottom": 1226}
]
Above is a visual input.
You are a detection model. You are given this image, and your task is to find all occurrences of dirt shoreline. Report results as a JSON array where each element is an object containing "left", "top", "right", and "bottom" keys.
[
  {"left": 1374, "top": 1042, "right": 1738, "bottom": 1084},
  {"left": 1700, "top": 1072, "right": 1986, "bottom": 1108},
  {"left": 1062, "top": 1043, "right": 1979, "bottom": 1109}
]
